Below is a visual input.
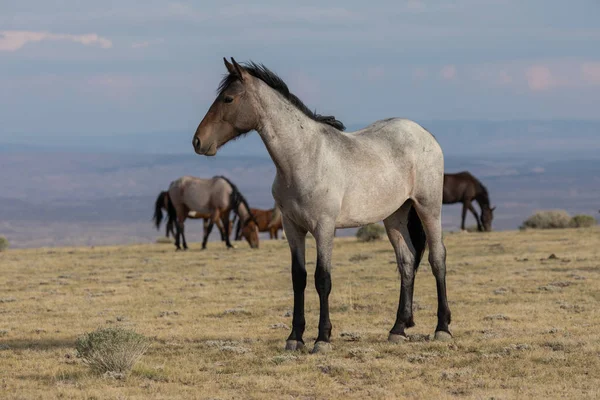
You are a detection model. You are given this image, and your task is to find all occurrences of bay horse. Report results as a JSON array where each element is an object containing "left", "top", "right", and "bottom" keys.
[
  {"left": 152, "top": 191, "right": 233, "bottom": 243},
  {"left": 443, "top": 172, "right": 495, "bottom": 232},
  {"left": 168, "top": 175, "right": 259, "bottom": 250},
  {"left": 190, "top": 59, "right": 451, "bottom": 353},
  {"left": 235, "top": 208, "right": 283, "bottom": 240}
]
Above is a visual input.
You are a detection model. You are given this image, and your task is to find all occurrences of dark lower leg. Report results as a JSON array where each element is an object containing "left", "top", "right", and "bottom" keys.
[
  {"left": 221, "top": 215, "right": 233, "bottom": 248},
  {"left": 430, "top": 246, "right": 451, "bottom": 333},
  {"left": 202, "top": 222, "right": 214, "bottom": 249},
  {"left": 461, "top": 204, "right": 467, "bottom": 230},
  {"left": 287, "top": 251, "right": 307, "bottom": 343},
  {"left": 315, "top": 259, "right": 332, "bottom": 343},
  {"left": 180, "top": 222, "right": 188, "bottom": 250},
  {"left": 435, "top": 277, "right": 451, "bottom": 333},
  {"left": 174, "top": 221, "right": 181, "bottom": 250},
  {"left": 390, "top": 271, "right": 415, "bottom": 336},
  {"left": 467, "top": 203, "right": 482, "bottom": 231}
]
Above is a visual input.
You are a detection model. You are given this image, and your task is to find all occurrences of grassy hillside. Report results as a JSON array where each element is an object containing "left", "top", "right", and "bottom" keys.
[{"left": 1, "top": 228, "right": 599, "bottom": 399}]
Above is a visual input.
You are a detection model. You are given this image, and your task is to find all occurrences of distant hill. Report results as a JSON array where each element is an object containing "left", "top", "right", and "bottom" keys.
[{"left": 1, "top": 120, "right": 599, "bottom": 248}]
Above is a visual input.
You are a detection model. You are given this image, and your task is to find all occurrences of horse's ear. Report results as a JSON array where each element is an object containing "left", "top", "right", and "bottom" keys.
[
  {"left": 231, "top": 57, "right": 249, "bottom": 82},
  {"left": 224, "top": 57, "right": 236, "bottom": 75},
  {"left": 491, "top": 206, "right": 497, "bottom": 212}
]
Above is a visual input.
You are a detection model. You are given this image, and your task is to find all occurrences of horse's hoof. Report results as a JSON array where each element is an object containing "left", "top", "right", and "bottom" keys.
[
  {"left": 311, "top": 341, "right": 332, "bottom": 354},
  {"left": 434, "top": 331, "right": 453, "bottom": 342},
  {"left": 285, "top": 340, "right": 305, "bottom": 351},
  {"left": 388, "top": 333, "right": 408, "bottom": 343}
]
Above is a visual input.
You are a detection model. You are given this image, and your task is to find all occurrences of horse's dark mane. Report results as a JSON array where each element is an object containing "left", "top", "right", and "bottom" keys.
[
  {"left": 217, "top": 176, "right": 256, "bottom": 224},
  {"left": 475, "top": 181, "right": 491, "bottom": 209},
  {"left": 218, "top": 61, "right": 346, "bottom": 131}
]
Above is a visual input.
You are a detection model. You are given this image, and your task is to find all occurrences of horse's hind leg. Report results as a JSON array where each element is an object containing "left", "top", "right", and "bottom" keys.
[
  {"left": 384, "top": 201, "right": 426, "bottom": 342},
  {"left": 179, "top": 219, "right": 188, "bottom": 250},
  {"left": 413, "top": 200, "right": 452, "bottom": 340}
]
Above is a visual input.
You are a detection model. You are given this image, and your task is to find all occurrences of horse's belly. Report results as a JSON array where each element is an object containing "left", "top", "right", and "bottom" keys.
[{"left": 336, "top": 187, "right": 409, "bottom": 228}]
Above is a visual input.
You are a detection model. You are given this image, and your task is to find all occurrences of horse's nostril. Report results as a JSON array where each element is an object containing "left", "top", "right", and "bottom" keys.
[{"left": 192, "top": 137, "right": 200, "bottom": 150}]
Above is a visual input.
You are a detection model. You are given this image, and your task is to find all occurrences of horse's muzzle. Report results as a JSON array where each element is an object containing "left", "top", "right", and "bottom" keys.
[{"left": 192, "top": 137, "right": 217, "bottom": 156}]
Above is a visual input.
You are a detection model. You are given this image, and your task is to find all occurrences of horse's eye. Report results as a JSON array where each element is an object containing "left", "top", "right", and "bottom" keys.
[{"left": 224, "top": 96, "right": 234, "bottom": 104}]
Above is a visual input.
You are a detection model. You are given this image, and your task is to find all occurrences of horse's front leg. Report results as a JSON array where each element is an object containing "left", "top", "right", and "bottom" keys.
[
  {"left": 312, "top": 223, "right": 335, "bottom": 354},
  {"left": 284, "top": 218, "right": 307, "bottom": 351},
  {"left": 461, "top": 202, "right": 468, "bottom": 230},
  {"left": 466, "top": 203, "right": 482, "bottom": 231},
  {"left": 220, "top": 211, "right": 234, "bottom": 248}
]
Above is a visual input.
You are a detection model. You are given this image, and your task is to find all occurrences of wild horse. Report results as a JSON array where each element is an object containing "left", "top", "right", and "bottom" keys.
[
  {"left": 234, "top": 207, "right": 283, "bottom": 240},
  {"left": 191, "top": 58, "right": 451, "bottom": 352},
  {"left": 153, "top": 191, "right": 233, "bottom": 242},
  {"left": 443, "top": 172, "right": 495, "bottom": 232},
  {"left": 167, "top": 175, "right": 259, "bottom": 250}
]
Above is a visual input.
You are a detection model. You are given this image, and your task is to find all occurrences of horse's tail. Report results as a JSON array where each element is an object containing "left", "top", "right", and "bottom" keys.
[
  {"left": 407, "top": 206, "right": 427, "bottom": 271},
  {"left": 153, "top": 191, "right": 167, "bottom": 230},
  {"left": 166, "top": 192, "right": 177, "bottom": 225}
]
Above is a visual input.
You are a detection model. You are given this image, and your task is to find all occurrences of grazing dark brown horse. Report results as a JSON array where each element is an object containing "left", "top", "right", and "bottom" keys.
[{"left": 443, "top": 172, "right": 495, "bottom": 232}]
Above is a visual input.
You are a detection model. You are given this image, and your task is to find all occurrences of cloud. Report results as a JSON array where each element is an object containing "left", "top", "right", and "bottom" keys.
[
  {"left": 525, "top": 65, "right": 556, "bottom": 91},
  {"left": 581, "top": 62, "right": 600, "bottom": 85},
  {"left": 0, "top": 30, "right": 112, "bottom": 51},
  {"left": 440, "top": 65, "right": 457, "bottom": 80}
]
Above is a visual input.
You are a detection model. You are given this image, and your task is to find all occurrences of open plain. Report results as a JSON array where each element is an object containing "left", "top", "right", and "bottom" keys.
[{"left": 1, "top": 228, "right": 599, "bottom": 399}]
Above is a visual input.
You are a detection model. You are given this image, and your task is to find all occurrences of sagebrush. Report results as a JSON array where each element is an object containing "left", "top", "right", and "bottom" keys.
[
  {"left": 569, "top": 214, "right": 597, "bottom": 228},
  {"left": 76, "top": 327, "right": 150, "bottom": 375},
  {"left": 0, "top": 236, "right": 9, "bottom": 252},
  {"left": 356, "top": 224, "right": 385, "bottom": 242},
  {"left": 521, "top": 210, "right": 571, "bottom": 230}
]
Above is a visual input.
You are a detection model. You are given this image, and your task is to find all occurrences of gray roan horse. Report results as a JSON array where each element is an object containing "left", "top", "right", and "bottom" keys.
[
  {"left": 167, "top": 175, "right": 259, "bottom": 250},
  {"left": 191, "top": 58, "right": 451, "bottom": 353},
  {"left": 153, "top": 190, "right": 233, "bottom": 243}
]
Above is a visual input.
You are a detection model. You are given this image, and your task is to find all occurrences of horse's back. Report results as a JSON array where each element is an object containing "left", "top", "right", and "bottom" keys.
[{"left": 442, "top": 171, "right": 481, "bottom": 203}]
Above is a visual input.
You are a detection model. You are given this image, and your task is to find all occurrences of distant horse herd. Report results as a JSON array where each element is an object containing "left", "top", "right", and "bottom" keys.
[
  {"left": 153, "top": 58, "right": 498, "bottom": 351},
  {"left": 153, "top": 171, "right": 494, "bottom": 250}
]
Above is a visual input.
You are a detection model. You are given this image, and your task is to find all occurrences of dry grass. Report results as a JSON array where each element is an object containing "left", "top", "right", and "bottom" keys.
[{"left": 1, "top": 228, "right": 599, "bottom": 399}]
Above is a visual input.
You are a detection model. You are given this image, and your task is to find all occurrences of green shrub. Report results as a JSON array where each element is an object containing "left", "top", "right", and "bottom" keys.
[
  {"left": 76, "top": 327, "right": 150, "bottom": 376},
  {"left": 356, "top": 224, "right": 385, "bottom": 242},
  {"left": 569, "top": 214, "right": 597, "bottom": 228},
  {"left": 0, "top": 236, "right": 8, "bottom": 252},
  {"left": 521, "top": 210, "right": 571, "bottom": 230}
]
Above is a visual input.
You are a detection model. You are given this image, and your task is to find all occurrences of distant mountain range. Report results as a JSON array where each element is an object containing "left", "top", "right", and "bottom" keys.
[{"left": 1, "top": 120, "right": 598, "bottom": 248}]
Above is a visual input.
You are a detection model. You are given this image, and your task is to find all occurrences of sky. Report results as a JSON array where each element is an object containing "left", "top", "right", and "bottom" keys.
[{"left": 1, "top": 0, "right": 599, "bottom": 140}]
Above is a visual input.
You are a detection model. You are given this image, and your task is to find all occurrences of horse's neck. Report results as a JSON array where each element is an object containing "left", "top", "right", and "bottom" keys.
[
  {"left": 254, "top": 84, "right": 330, "bottom": 185},
  {"left": 475, "top": 193, "right": 489, "bottom": 210},
  {"left": 236, "top": 201, "right": 252, "bottom": 222}
]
